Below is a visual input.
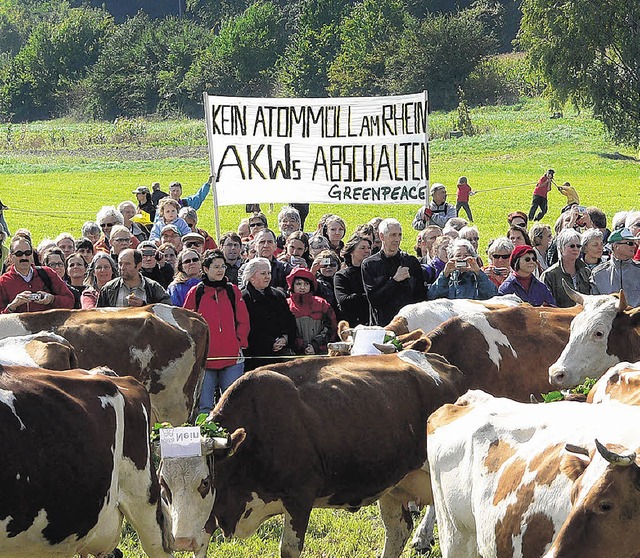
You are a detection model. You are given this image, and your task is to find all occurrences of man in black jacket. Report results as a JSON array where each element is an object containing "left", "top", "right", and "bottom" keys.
[
  {"left": 97, "top": 249, "right": 171, "bottom": 307},
  {"left": 238, "top": 229, "right": 291, "bottom": 291},
  {"left": 361, "top": 218, "right": 426, "bottom": 326}
]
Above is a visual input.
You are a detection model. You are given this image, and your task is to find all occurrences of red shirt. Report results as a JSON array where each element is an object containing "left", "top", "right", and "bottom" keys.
[
  {"left": 533, "top": 175, "right": 552, "bottom": 197},
  {"left": 0, "top": 265, "right": 75, "bottom": 313},
  {"left": 457, "top": 183, "right": 472, "bottom": 202}
]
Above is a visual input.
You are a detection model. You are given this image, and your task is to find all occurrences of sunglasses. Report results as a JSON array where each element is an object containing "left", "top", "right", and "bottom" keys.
[
  {"left": 12, "top": 249, "right": 33, "bottom": 257},
  {"left": 249, "top": 222, "right": 264, "bottom": 228},
  {"left": 522, "top": 256, "right": 537, "bottom": 263},
  {"left": 112, "top": 237, "right": 130, "bottom": 243},
  {"left": 100, "top": 222, "right": 116, "bottom": 229},
  {"left": 185, "top": 241, "right": 203, "bottom": 248},
  {"left": 321, "top": 262, "right": 339, "bottom": 268},
  {"left": 616, "top": 241, "right": 637, "bottom": 247},
  {"left": 141, "top": 251, "right": 157, "bottom": 257},
  {"left": 567, "top": 243, "right": 582, "bottom": 249},
  {"left": 182, "top": 257, "right": 200, "bottom": 265},
  {"left": 492, "top": 254, "right": 511, "bottom": 260}
]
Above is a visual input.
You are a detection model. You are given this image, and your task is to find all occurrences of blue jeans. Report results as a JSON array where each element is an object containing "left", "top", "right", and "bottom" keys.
[{"left": 199, "top": 362, "right": 245, "bottom": 414}]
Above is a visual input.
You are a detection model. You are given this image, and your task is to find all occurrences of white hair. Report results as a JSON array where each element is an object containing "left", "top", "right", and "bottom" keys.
[
  {"left": 379, "top": 218, "right": 401, "bottom": 236},
  {"left": 447, "top": 238, "right": 477, "bottom": 259},
  {"left": 242, "top": 257, "right": 271, "bottom": 286}
]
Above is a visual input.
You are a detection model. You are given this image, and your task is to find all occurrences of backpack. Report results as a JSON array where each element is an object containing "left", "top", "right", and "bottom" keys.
[{"left": 194, "top": 282, "right": 237, "bottom": 325}]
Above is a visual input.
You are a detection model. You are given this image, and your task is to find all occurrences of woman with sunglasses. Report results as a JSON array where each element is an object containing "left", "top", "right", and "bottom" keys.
[
  {"left": 498, "top": 245, "right": 556, "bottom": 306},
  {"left": 541, "top": 229, "right": 591, "bottom": 307},
  {"left": 167, "top": 249, "right": 202, "bottom": 306},
  {"left": 93, "top": 206, "right": 124, "bottom": 254},
  {"left": 482, "top": 237, "right": 514, "bottom": 288}
]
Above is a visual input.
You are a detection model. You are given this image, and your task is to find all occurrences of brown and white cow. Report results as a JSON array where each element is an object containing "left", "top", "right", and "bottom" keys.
[
  {"left": 0, "top": 331, "right": 77, "bottom": 369},
  {"left": 587, "top": 361, "right": 640, "bottom": 405},
  {"left": 384, "top": 294, "right": 522, "bottom": 335},
  {"left": 157, "top": 351, "right": 464, "bottom": 558},
  {"left": 549, "top": 290, "right": 640, "bottom": 389},
  {"left": 0, "top": 304, "right": 209, "bottom": 424},
  {"left": 427, "top": 391, "right": 640, "bottom": 558},
  {"left": 543, "top": 440, "right": 640, "bottom": 558},
  {"left": 0, "top": 364, "right": 172, "bottom": 557},
  {"left": 413, "top": 305, "right": 580, "bottom": 401}
]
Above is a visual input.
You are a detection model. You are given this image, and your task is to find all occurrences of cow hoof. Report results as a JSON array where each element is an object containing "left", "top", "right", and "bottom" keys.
[{"left": 413, "top": 540, "right": 436, "bottom": 554}]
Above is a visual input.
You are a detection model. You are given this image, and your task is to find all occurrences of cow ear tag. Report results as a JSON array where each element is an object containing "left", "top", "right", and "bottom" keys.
[{"left": 160, "top": 426, "right": 202, "bottom": 458}]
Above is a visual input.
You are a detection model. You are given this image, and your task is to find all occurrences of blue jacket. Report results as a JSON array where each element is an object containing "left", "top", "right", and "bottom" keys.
[
  {"left": 149, "top": 217, "right": 191, "bottom": 242},
  {"left": 167, "top": 277, "right": 202, "bottom": 307},
  {"left": 428, "top": 269, "right": 497, "bottom": 300},
  {"left": 178, "top": 181, "right": 211, "bottom": 210},
  {"left": 498, "top": 272, "right": 556, "bottom": 306}
]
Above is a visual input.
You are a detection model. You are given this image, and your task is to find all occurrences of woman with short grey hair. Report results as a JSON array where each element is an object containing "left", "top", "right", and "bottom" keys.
[
  {"left": 241, "top": 257, "right": 296, "bottom": 371},
  {"left": 541, "top": 228, "right": 591, "bottom": 307},
  {"left": 483, "top": 237, "right": 514, "bottom": 287},
  {"left": 581, "top": 229, "right": 605, "bottom": 269}
]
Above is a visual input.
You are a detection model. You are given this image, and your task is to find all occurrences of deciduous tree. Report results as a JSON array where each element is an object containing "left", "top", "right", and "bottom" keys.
[{"left": 519, "top": 0, "right": 640, "bottom": 147}]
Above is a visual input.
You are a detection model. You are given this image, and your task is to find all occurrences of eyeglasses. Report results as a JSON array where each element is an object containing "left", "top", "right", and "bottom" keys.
[
  {"left": 522, "top": 256, "right": 537, "bottom": 263},
  {"left": 182, "top": 257, "right": 200, "bottom": 265},
  {"left": 492, "top": 254, "right": 511, "bottom": 260},
  {"left": 47, "top": 261, "right": 64, "bottom": 268},
  {"left": 185, "top": 241, "right": 203, "bottom": 248},
  {"left": 567, "top": 243, "right": 582, "bottom": 249},
  {"left": 100, "top": 222, "right": 116, "bottom": 229},
  {"left": 112, "top": 237, "right": 130, "bottom": 243},
  {"left": 249, "top": 222, "right": 264, "bottom": 228},
  {"left": 616, "top": 241, "right": 637, "bottom": 247},
  {"left": 12, "top": 250, "right": 33, "bottom": 257}
]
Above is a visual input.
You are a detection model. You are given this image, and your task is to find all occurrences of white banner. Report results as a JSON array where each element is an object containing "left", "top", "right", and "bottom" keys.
[{"left": 204, "top": 92, "right": 429, "bottom": 205}]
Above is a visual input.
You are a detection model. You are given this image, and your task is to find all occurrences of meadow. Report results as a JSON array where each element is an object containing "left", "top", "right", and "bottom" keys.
[
  {"left": 0, "top": 97, "right": 638, "bottom": 557},
  {"left": 1, "top": 97, "right": 638, "bottom": 254}
]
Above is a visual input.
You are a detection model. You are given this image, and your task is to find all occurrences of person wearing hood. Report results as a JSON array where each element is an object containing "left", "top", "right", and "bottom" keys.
[
  {"left": 286, "top": 267, "right": 337, "bottom": 355},
  {"left": 183, "top": 249, "right": 250, "bottom": 414},
  {"left": 498, "top": 244, "right": 556, "bottom": 306}
]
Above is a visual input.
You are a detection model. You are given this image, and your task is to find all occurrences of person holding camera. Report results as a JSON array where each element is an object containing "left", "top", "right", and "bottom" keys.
[
  {"left": 0, "top": 236, "right": 75, "bottom": 313},
  {"left": 139, "top": 241, "right": 174, "bottom": 288},
  {"left": 428, "top": 239, "right": 497, "bottom": 301},
  {"left": 482, "top": 237, "right": 515, "bottom": 288}
]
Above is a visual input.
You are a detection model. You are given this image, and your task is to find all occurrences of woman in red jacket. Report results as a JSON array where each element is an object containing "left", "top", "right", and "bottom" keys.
[{"left": 183, "top": 249, "right": 250, "bottom": 414}]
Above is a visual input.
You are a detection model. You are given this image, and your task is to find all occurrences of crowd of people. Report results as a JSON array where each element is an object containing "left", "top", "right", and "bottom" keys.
[{"left": 0, "top": 171, "right": 638, "bottom": 410}]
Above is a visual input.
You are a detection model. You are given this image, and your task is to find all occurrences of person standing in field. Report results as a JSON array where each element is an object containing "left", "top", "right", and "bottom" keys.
[
  {"left": 412, "top": 183, "right": 457, "bottom": 230},
  {"left": 556, "top": 181, "right": 580, "bottom": 213},
  {"left": 528, "top": 169, "right": 554, "bottom": 222},
  {"left": 455, "top": 176, "right": 475, "bottom": 221}
]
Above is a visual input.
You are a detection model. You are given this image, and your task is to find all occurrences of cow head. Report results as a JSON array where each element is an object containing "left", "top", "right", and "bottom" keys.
[
  {"left": 155, "top": 428, "right": 246, "bottom": 557},
  {"left": 549, "top": 288, "right": 628, "bottom": 388},
  {"left": 327, "top": 322, "right": 429, "bottom": 356},
  {"left": 546, "top": 440, "right": 640, "bottom": 557}
]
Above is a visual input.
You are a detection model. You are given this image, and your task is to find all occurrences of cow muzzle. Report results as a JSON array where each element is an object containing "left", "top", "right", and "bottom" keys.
[
  {"left": 549, "top": 364, "right": 569, "bottom": 388},
  {"left": 173, "top": 536, "right": 200, "bottom": 552}
]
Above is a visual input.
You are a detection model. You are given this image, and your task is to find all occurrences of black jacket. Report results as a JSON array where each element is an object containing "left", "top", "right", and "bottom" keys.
[
  {"left": 141, "top": 262, "right": 174, "bottom": 289},
  {"left": 334, "top": 265, "right": 370, "bottom": 326},
  {"left": 361, "top": 250, "right": 426, "bottom": 326},
  {"left": 242, "top": 283, "right": 296, "bottom": 370}
]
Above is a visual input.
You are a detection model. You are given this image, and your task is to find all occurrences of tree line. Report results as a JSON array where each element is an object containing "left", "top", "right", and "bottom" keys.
[{"left": 0, "top": 0, "right": 637, "bottom": 148}]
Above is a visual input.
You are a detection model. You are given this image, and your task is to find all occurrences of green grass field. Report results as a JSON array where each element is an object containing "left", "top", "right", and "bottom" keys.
[
  {"left": 0, "top": 97, "right": 638, "bottom": 557},
  {"left": 1, "top": 98, "right": 637, "bottom": 253}
]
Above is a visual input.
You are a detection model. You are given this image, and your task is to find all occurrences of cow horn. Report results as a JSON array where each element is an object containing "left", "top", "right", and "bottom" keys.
[
  {"left": 595, "top": 439, "right": 636, "bottom": 466},
  {"left": 563, "top": 280, "right": 584, "bottom": 305},
  {"left": 529, "top": 394, "right": 540, "bottom": 404},
  {"left": 565, "top": 443, "right": 590, "bottom": 457},
  {"left": 616, "top": 290, "right": 628, "bottom": 312},
  {"left": 373, "top": 342, "right": 397, "bottom": 354}
]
